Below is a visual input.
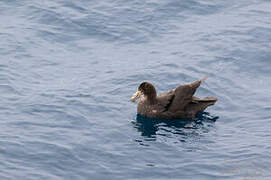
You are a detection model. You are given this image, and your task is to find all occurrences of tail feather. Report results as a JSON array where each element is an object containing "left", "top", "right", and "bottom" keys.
[
  {"left": 185, "top": 97, "right": 217, "bottom": 115},
  {"left": 194, "top": 97, "right": 217, "bottom": 102}
]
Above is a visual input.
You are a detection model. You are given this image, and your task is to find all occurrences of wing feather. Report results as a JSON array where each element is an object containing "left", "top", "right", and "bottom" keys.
[
  {"left": 156, "top": 90, "right": 175, "bottom": 112},
  {"left": 168, "top": 80, "right": 202, "bottom": 112}
]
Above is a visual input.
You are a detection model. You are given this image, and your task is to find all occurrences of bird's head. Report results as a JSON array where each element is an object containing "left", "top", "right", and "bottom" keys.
[{"left": 130, "top": 82, "right": 157, "bottom": 103}]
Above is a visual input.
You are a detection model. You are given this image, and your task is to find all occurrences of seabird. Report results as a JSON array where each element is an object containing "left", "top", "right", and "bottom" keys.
[{"left": 130, "top": 75, "right": 217, "bottom": 119}]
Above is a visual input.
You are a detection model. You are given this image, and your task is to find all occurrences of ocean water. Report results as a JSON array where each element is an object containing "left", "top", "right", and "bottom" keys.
[{"left": 0, "top": 0, "right": 271, "bottom": 179}]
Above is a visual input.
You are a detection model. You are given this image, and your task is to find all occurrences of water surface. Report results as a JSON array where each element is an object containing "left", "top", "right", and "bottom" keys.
[{"left": 0, "top": 0, "right": 271, "bottom": 179}]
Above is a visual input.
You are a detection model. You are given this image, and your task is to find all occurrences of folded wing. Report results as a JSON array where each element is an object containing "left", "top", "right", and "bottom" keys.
[{"left": 168, "top": 79, "right": 203, "bottom": 112}]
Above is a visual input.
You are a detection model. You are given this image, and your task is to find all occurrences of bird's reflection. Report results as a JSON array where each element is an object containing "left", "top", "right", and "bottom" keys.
[{"left": 133, "top": 112, "right": 218, "bottom": 138}]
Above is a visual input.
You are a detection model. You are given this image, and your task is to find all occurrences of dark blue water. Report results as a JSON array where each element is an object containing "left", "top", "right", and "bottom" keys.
[{"left": 1, "top": 0, "right": 271, "bottom": 179}]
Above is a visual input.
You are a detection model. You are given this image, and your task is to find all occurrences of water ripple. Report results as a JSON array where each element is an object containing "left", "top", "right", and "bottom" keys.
[{"left": 0, "top": 0, "right": 271, "bottom": 179}]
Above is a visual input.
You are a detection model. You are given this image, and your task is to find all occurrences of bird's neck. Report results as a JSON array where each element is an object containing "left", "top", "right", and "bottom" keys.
[{"left": 147, "top": 93, "right": 157, "bottom": 105}]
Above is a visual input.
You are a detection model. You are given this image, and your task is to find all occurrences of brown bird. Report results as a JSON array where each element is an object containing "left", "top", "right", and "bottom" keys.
[{"left": 130, "top": 75, "right": 217, "bottom": 119}]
